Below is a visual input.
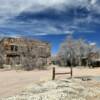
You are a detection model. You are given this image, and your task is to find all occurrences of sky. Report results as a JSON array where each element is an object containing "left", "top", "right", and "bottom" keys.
[{"left": 0, "top": 0, "right": 100, "bottom": 55}]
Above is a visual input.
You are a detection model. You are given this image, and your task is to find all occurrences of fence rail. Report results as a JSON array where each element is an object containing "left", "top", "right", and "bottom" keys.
[{"left": 52, "top": 67, "right": 73, "bottom": 80}]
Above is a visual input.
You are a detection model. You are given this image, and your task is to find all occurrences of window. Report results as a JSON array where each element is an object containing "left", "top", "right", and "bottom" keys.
[
  {"left": 11, "top": 45, "right": 14, "bottom": 51},
  {"left": 11, "top": 45, "right": 18, "bottom": 51},
  {"left": 15, "top": 46, "right": 18, "bottom": 51}
]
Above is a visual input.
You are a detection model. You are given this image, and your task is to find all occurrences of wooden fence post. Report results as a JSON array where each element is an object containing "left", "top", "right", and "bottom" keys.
[
  {"left": 52, "top": 67, "right": 73, "bottom": 80},
  {"left": 52, "top": 67, "right": 55, "bottom": 80},
  {"left": 70, "top": 66, "right": 73, "bottom": 78}
]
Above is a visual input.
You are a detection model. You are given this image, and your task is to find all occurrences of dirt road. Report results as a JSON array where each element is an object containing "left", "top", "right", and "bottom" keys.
[{"left": 0, "top": 66, "right": 100, "bottom": 98}]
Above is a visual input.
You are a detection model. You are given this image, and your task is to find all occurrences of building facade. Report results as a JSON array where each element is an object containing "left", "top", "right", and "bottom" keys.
[{"left": 0, "top": 37, "right": 51, "bottom": 70}]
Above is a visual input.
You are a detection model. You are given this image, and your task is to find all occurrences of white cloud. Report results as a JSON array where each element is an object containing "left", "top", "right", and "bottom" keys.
[
  {"left": 0, "top": 0, "right": 99, "bottom": 36},
  {"left": 89, "top": 42, "right": 96, "bottom": 46},
  {"left": 0, "top": 0, "right": 99, "bottom": 18},
  {"left": 0, "top": 0, "right": 99, "bottom": 24}
]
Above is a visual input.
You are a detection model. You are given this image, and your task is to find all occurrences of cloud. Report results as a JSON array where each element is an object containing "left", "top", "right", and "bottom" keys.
[
  {"left": 0, "top": 0, "right": 100, "bottom": 36},
  {"left": 89, "top": 42, "right": 96, "bottom": 46},
  {"left": 0, "top": 0, "right": 99, "bottom": 20}
]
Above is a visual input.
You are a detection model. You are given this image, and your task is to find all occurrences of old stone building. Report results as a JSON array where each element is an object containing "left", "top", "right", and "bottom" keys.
[{"left": 0, "top": 37, "right": 51, "bottom": 70}]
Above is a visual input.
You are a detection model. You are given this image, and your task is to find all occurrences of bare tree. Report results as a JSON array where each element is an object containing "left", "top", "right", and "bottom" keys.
[
  {"left": 0, "top": 42, "right": 5, "bottom": 68},
  {"left": 58, "top": 35, "right": 75, "bottom": 66},
  {"left": 57, "top": 35, "right": 99, "bottom": 67}
]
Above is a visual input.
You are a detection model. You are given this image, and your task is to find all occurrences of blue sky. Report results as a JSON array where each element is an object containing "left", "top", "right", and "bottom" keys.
[{"left": 0, "top": 0, "right": 100, "bottom": 54}]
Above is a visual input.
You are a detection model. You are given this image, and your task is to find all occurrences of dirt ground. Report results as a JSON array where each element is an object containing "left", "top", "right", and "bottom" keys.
[{"left": 0, "top": 65, "right": 100, "bottom": 98}]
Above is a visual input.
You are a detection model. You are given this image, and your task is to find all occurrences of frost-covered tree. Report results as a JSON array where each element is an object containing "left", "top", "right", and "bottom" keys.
[
  {"left": 57, "top": 35, "right": 99, "bottom": 67},
  {"left": 0, "top": 41, "right": 5, "bottom": 67}
]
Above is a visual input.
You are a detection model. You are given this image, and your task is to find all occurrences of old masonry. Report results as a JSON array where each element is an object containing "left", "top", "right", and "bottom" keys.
[{"left": 0, "top": 37, "right": 51, "bottom": 70}]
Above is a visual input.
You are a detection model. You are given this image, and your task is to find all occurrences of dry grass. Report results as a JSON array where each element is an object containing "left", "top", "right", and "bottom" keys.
[{"left": 0, "top": 65, "right": 100, "bottom": 98}]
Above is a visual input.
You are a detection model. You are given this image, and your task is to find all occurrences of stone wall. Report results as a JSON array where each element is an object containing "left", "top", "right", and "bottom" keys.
[{"left": 0, "top": 37, "right": 51, "bottom": 70}]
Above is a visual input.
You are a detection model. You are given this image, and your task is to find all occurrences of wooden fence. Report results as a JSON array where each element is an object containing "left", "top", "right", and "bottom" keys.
[{"left": 52, "top": 67, "right": 73, "bottom": 80}]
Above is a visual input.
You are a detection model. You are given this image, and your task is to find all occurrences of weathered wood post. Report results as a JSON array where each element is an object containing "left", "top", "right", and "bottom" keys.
[
  {"left": 70, "top": 65, "right": 73, "bottom": 78},
  {"left": 70, "top": 46, "right": 73, "bottom": 78},
  {"left": 52, "top": 67, "right": 55, "bottom": 80}
]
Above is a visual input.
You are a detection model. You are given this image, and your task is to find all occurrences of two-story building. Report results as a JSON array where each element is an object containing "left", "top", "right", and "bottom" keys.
[{"left": 0, "top": 37, "right": 51, "bottom": 70}]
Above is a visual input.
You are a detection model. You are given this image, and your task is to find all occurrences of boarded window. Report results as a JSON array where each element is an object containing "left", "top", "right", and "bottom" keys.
[
  {"left": 11, "top": 45, "right": 18, "bottom": 51},
  {"left": 6, "top": 54, "right": 20, "bottom": 65},
  {"left": 11, "top": 45, "right": 14, "bottom": 51},
  {"left": 15, "top": 46, "right": 18, "bottom": 51}
]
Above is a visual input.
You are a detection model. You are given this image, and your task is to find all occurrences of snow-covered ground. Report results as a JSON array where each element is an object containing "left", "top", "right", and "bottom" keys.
[{"left": 2, "top": 78, "right": 100, "bottom": 100}]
